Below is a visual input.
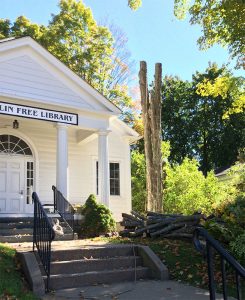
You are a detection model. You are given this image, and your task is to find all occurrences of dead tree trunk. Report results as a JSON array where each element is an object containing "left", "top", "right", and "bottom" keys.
[{"left": 139, "top": 61, "right": 163, "bottom": 212}]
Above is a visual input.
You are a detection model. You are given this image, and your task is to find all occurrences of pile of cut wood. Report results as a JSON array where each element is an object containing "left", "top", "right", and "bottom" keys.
[{"left": 120, "top": 211, "right": 205, "bottom": 239}]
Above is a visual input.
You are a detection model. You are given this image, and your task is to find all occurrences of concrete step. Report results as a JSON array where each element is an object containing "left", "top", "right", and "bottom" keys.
[
  {"left": 0, "top": 222, "right": 34, "bottom": 229},
  {"left": 54, "top": 232, "right": 78, "bottom": 241},
  {"left": 46, "top": 267, "right": 150, "bottom": 289},
  {"left": 0, "top": 228, "right": 33, "bottom": 236},
  {"left": 50, "top": 256, "right": 142, "bottom": 274},
  {"left": 0, "top": 217, "right": 34, "bottom": 223},
  {"left": 0, "top": 234, "right": 33, "bottom": 243},
  {"left": 51, "top": 246, "right": 135, "bottom": 261},
  {"left": 0, "top": 232, "right": 77, "bottom": 243}
]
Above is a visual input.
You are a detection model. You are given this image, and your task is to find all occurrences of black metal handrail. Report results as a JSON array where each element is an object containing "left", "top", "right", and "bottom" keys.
[
  {"left": 193, "top": 227, "right": 245, "bottom": 300},
  {"left": 52, "top": 185, "right": 75, "bottom": 233},
  {"left": 32, "top": 192, "right": 55, "bottom": 292}
]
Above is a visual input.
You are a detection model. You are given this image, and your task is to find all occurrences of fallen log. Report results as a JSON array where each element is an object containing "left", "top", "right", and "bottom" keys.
[
  {"left": 121, "top": 213, "right": 139, "bottom": 221},
  {"left": 131, "top": 210, "right": 147, "bottom": 221},
  {"left": 147, "top": 212, "right": 183, "bottom": 218},
  {"left": 172, "top": 214, "right": 204, "bottom": 224},
  {"left": 162, "top": 233, "right": 193, "bottom": 239},
  {"left": 120, "top": 220, "right": 143, "bottom": 227},
  {"left": 150, "top": 222, "right": 188, "bottom": 237},
  {"left": 119, "top": 211, "right": 206, "bottom": 239}
]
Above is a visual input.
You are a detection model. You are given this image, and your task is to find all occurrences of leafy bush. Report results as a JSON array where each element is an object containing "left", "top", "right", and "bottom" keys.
[
  {"left": 204, "top": 219, "right": 243, "bottom": 244},
  {"left": 81, "top": 194, "right": 116, "bottom": 237},
  {"left": 218, "top": 194, "right": 245, "bottom": 226},
  {"left": 131, "top": 150, "right": 146, "bottom": 213},
  {"left": 230, "top": 232, "right": 245, "bottom": 265},
  {"left": 131, "top": 141, "right": 170, "bottom": 213},
  {"left": 163, "top": 158, "right": 227, "bottom": 215}
]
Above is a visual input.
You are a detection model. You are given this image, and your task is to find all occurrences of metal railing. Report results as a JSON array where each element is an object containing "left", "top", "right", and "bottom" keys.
[
  {"left": 32, "top": 192, "right": 55, "bottom": 292},
  {"left": 193, "top": 227, "right": 245, "bottom": 300},
  {"left": 52, "top": 185, "right": 75, "bottom": 233}
]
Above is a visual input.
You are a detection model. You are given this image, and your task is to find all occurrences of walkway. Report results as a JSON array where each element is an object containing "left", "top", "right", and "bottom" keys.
[{"left": 43, "top": 280, "right": 233, "bottom": 300}]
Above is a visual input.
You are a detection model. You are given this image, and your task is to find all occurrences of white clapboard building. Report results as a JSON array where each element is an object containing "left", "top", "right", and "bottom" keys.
[{"left": 0, "top": 36, "right": 139, "bottom": 221}]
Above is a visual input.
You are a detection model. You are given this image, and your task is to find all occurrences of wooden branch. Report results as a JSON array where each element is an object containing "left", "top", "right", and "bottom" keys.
[
  {"left": 162, "top": 233, "right": 193, "bottom": 239},
  {"left": 131, "top": 210, "right": 146, "bottom": 221},
  {"left": 150, "top": 222, "right": 188, "bottom": 237}
]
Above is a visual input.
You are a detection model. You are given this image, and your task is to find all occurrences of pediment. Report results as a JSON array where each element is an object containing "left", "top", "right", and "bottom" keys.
[{"left": 0, "top": 37, "right": 120, "bottom": 114}]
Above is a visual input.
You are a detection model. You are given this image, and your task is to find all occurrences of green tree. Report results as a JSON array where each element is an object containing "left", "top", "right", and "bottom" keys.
[
  {"left": 162, "top": 64, "right": 245, "bottom": 175},
  {"left": 131, "top": 147, "right": 228, "bottom": 215},
  {"left": 192, "top": 64, "right": 245, "bottom": 175},
  {"left": 0, "top": 0, "right": 135, "bottom": 119},
  {"left": 128, "top": 0, "right": 245, "bottom": 68},
  {"left": 162, "top": 76, "right": 196, "bottom": 164}
]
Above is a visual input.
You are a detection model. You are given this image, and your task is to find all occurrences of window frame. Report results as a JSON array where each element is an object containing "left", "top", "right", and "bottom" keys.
[{"left": 95, "top": 160, "right": 121, "bottom": 197}]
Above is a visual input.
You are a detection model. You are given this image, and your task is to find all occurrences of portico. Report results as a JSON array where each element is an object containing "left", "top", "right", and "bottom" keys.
[{"left": 0, "top": 36, "right": 139, "bottom": 221}]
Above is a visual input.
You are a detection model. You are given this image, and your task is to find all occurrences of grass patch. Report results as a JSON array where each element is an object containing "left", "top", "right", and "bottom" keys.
[
  {"left": 0, "top": 243, "right": 37, "bottom": 300},
  {"left": 92, "top": 236, "right": 245, "bottom": 298}
]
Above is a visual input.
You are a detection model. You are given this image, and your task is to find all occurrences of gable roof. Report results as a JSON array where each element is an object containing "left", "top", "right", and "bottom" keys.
[{"left": 0, "top": 36, "right": 121, "bottom": 115}]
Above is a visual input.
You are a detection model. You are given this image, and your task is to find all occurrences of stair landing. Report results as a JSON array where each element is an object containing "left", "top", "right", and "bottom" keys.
[{"left": 0, "top": 217, "right": 77, "bottom": 243}]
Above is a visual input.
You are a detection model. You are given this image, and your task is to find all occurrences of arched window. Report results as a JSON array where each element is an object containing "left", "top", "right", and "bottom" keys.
[{"left": 0, "top": 135, "right": 33, "bottom": 156}]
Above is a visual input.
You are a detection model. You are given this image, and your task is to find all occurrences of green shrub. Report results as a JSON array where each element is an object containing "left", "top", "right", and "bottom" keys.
[
  {"left": 204, "top": 219, "right": 243, "bottom": 244},
  {"left": 131, "top": 150, "right": 146, "bottom": 213},
  {"left": 81, "top": 194, "right": 116, "bottom": 237},
  {"left": 163, "top": 158, "right": 227, "bottom": 215},
  {"left": 217, "top": 194, "right": 245, "bottom": 226},
  {"left": 230, "top": 232, "right": 245, "bottom": 265},
  {"left": 131, "top": 141, "right": 170, "bottom": 213}
]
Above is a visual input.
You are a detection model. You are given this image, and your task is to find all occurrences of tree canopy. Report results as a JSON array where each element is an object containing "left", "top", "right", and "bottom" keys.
[
  {"left": 0, "top": 0, "right": 135, "bottom": 119},
  {"left": 162, "top": 64, "right": 245, "bottom": 175},
  {"left": 128, "top": 0, "right": 245, "bottom": 69}
]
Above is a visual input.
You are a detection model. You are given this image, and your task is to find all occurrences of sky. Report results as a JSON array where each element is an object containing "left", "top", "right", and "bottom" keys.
[{"left": 0, "top": 0, "right": 243, "bottom": 83}]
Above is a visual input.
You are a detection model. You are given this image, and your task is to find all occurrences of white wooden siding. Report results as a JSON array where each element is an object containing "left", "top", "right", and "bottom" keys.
[
  {"left": 0, "top": 55, "right": 97, "bottom": 110},
  {"left": 14, "top": 119, "right": 131, "bottom": 221}
]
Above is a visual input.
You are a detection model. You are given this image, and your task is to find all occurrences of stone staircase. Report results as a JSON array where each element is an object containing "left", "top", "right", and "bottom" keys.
[
  {"left": 0, "top": 217, "right": 77, "bottom": 243},
  {"left": 36, "top": 244, "right": 168, "bottom": 291}
]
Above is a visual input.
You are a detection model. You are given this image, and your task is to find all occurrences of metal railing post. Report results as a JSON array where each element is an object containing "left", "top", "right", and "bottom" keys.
[
  {"left": 193, "top": 227, "right": 245, "bottom": 300},
  {"left": 32, "top": 192, "right": 55, "bottom": 292}
]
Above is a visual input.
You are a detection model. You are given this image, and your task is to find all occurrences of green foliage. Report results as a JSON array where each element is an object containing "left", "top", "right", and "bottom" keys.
[
  {"left": 131, "top": 141, "right": 170, "bottom": 213},
  {"left": 128, "top": 0, "right": 142, "bottom": 10},
  {"left": 131, "top": 150, "right": 146, "bottom": 213},
  {"left": 129, "top": 0, "right": 245, "bottom": 68},
  {"left": 187, "top": 0, "right": 245, "bottom": 69},
  {"left": 0, "top": 244, "right": 37, "bottom": 299},
  {"left": 203, "top": 166, "right": 245, "bottom": 262},
  {"left": 219, "top": 194, "right": 245, "bottom": 226},
  {"left": 164, "top": 158, "right": 225, "bottom": 215},
  {"left": 196, "top": 72, "right": 245, "bottom": 119},
  {"left": 81, "top": 194, "right": 116, "bottom": 237},
  {"left": 162, "top": 64, "right": 245, "bottom": 175},
  {"left": 230, "top": 232, "right": 245, "bottom": 264}
]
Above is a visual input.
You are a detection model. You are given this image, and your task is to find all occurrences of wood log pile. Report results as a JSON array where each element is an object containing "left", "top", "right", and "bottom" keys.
[{"left": 120, "top": 211, "right": 206, "bottom": 239}]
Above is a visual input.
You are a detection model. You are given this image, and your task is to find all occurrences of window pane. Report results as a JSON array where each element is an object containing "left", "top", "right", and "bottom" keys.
[
  {"left": 0, "top": 135, "right": 32, "bottom": 156},
  {"left": 110, "top": 163, "right": 120, "bottom": 196},
  {"left": 96, "top": 161, "right": 99, "bottom": 195},
  {"left": 97, "top": 162, "right": 120, "bottom": 196}
]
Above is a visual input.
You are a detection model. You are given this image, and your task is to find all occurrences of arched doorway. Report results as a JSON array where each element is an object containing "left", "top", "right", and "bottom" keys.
[{"left": 0, "top": 134, "right": 34, "bottom": 214}]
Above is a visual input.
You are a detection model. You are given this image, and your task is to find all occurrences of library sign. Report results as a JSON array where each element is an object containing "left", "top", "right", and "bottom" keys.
[{"left": 0, "top": 102, "right": 78, "bottom": 125}]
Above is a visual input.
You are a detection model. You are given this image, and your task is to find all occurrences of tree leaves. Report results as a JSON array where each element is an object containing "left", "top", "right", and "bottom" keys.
[
  {"left": 128, "top": 0, "right": 142, "bottom": 10},
  {"left": 162, "top": 64, "right": 245, "bottom": 174}
]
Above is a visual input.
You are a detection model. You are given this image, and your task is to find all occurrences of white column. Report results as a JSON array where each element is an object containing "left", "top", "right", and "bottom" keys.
[
  {"left": 98, "top": 130, "right": 110, "bottom": 207},
  {"left": 56, "top": 123, "right": 68, "bottom": 198}
]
